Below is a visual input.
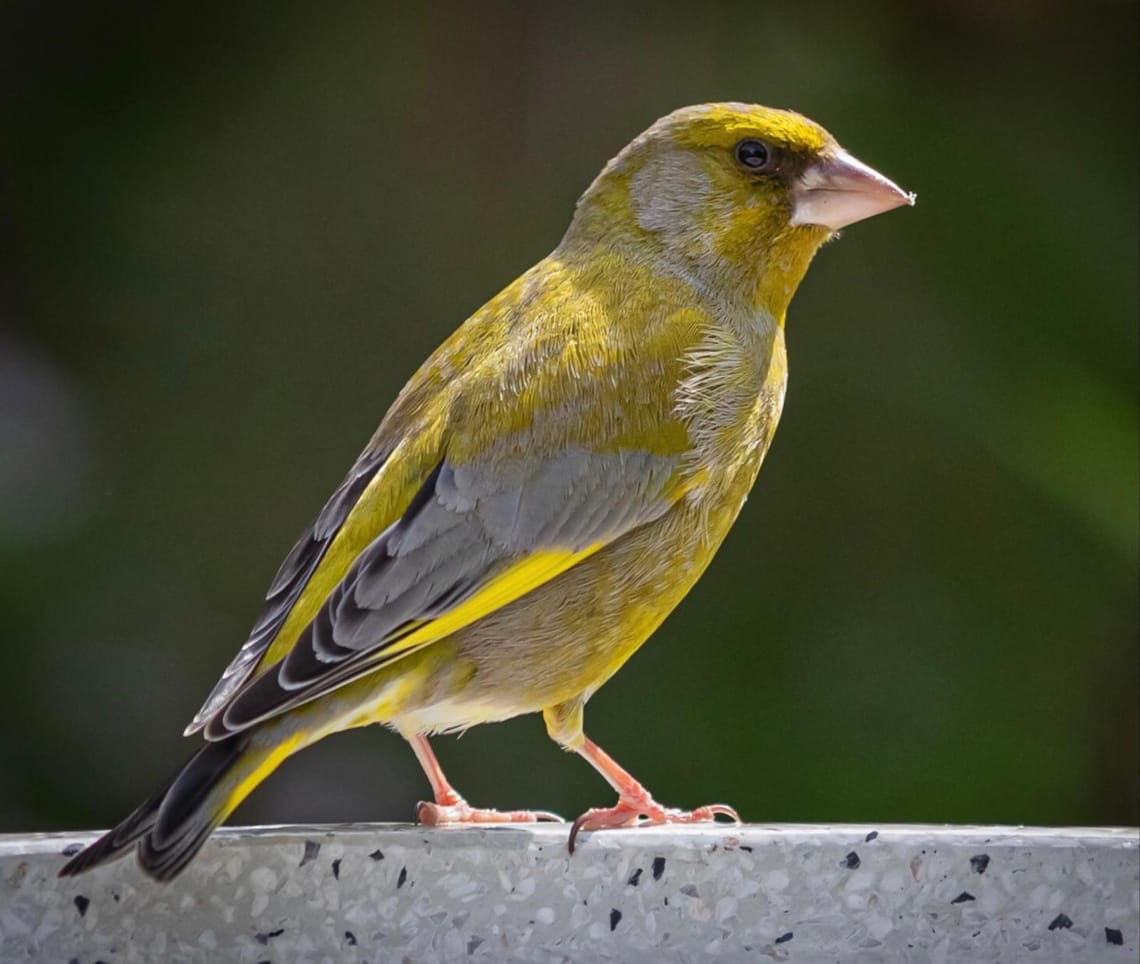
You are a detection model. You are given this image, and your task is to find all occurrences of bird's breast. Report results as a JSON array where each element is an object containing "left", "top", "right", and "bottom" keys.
[{"left": 673, "top": 313, "right": 788, "bottom": 522}]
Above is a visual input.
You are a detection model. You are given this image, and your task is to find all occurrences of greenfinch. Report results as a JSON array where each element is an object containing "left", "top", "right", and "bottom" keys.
[{"left": 61, "top": 103, "right": 913, "bottom": 881}]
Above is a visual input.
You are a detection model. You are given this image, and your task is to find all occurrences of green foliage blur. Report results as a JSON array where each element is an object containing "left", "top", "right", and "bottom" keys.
[{"left": 1, "top": 0, "right": 1136, "bottom": 834}]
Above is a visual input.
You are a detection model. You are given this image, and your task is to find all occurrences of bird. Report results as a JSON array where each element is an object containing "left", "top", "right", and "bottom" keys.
[{"left": 60, "top": 102, "right": 913, "bottom": 881}]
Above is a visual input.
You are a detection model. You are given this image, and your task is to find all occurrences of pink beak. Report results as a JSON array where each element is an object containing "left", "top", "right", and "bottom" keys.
[{"left": 791, "top": 147, "right": 915, "bottom": 230}]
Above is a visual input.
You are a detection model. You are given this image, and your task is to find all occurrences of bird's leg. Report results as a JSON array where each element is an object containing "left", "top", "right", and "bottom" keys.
[
  {"left": 567, "top": 736, "right": 739, "bottom": 850},
  {"left": 408, "top": 733, "right": 563, "bottom": 825},
  {"left": 542, "top": 702, "right": 738, "bottom": 851}
]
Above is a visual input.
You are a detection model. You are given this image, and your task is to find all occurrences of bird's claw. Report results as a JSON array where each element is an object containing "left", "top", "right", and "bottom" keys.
[{"left": 567, "top": 798, "right": 739, "bottom": 852}]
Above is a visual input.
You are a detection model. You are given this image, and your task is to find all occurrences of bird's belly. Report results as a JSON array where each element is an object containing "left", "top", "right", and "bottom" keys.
[
  {"left": 447, "top": 481, "right": 757, "bottom": 711},
  {"left": 393, "top": 693, "right": 535, "bottom": 735}
]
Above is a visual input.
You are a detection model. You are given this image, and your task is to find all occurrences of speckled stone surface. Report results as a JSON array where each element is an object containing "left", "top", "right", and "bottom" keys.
[{"left": 1, "top": 824, "right": 1136, "bottom": 962}]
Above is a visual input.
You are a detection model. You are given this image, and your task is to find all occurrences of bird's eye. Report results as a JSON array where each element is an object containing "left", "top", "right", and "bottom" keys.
[{"left": 734, "top": 139, "right": 775, "bottom": 173}]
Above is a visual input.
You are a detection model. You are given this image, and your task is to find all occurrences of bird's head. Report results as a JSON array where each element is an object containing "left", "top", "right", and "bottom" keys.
[{"left": 563, "top": 102, "right": 914, "bottom": 321}]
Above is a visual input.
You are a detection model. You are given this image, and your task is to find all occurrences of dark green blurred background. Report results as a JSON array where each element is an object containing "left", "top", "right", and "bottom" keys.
[{"left": 2, "top": 1, "right": 1136, "bottom": 834}]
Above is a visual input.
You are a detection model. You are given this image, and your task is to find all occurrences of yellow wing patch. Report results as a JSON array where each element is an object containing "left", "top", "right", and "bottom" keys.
[{"left": 364, "top": 543, "right": 604, "bottom": 665}]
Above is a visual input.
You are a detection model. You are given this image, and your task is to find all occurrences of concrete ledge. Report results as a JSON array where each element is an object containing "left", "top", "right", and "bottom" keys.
[{"left": 1, "top": 824, "right": 1136, "bottom": 962}]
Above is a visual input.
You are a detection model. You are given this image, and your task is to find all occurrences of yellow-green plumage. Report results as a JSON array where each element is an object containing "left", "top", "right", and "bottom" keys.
[{"left": 61, "top": 103, "right": 912, "bottom": 880}]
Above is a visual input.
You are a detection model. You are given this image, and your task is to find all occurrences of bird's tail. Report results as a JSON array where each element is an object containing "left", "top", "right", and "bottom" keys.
[{"left": 59, "top": 728, "right": 303, "bottom": 882}]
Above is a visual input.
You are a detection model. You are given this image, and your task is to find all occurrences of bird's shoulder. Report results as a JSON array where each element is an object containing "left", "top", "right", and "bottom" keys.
[{"left": 374, "top": 253, "right": 731, "bottom": 468}]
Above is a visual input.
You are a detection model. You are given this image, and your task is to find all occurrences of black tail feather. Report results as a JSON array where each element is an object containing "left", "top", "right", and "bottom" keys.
[
  {"left": 59, "top": 734, "right": 250, "bottom": 882},
  {"left": 57, "top": 775, "right": 174, "bottom": 878}
]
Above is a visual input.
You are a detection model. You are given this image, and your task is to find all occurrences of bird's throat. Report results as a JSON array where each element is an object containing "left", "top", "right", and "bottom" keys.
[{"left": 752, "top": 228, "right": 830, "bottom": 325}]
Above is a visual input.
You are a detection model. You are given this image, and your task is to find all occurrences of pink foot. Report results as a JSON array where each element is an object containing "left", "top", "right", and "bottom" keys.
[
  {"left": 568, "top": 791, "right": 739, "bottom": 852},
  {"left": 417, "top": 797, "right": 564, "bottom": 826}
]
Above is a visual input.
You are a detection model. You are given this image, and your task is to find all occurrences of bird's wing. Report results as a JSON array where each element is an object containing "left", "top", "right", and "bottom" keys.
[
  {"left": 204, "top": 445, "right": 682, "bottom": 739},
  {"left": 193, "top": 263, "right": 707, "bottom": 740}
]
